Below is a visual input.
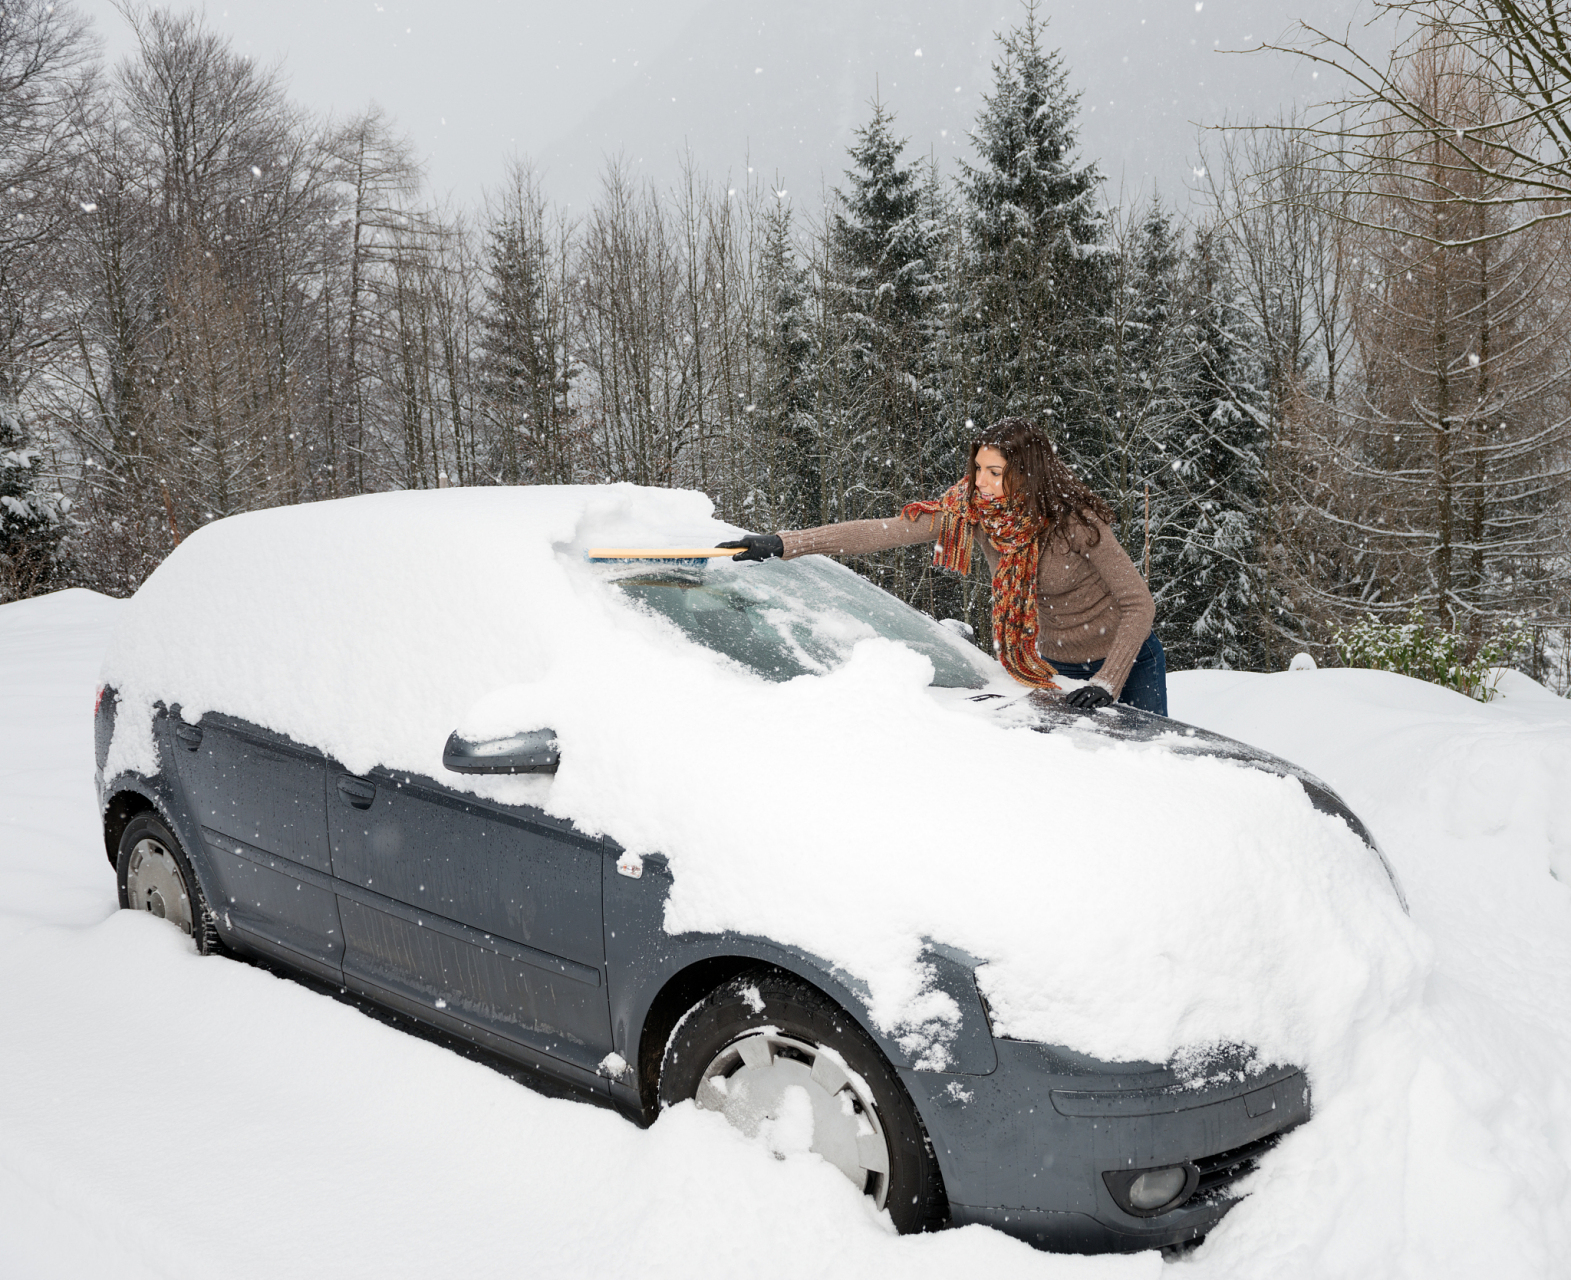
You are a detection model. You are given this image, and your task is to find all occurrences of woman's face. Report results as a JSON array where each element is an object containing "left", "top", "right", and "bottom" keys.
[{"left": 973, "top": 446, "right": 1009, "bottom": 499}]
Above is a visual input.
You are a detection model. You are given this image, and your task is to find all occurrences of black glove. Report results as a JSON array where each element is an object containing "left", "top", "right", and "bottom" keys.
[
  {"left": 717, "top": 534, "right": 784, "bottom": 562},
  {"left": 1064, "top": 683, "right": 1115, "bottom": 712}
]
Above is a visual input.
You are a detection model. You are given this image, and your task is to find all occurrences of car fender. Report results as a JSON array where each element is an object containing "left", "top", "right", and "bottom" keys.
[
  {"left": 601, "top": 848, "right": 998, "bottom": 1123},
  {"left": 99, "top": 710, "right": 224, "bottom": 930}
]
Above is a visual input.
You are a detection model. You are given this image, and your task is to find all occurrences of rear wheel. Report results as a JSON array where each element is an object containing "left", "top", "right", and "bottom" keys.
[
  {"left": 658, "top": 969, "right": 947, "bottom": 1233},
  {"left": 116, "top": 813, "right": 221, "bottom": 955}
]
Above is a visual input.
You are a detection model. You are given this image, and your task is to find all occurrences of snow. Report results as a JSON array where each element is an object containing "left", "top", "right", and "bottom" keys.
[
  {"left": 101, "top": 486, "right": 1412, "bottom": 1077},
  {"left": 3, "top": 583, "right": 1571, "bottom": 1274},
  {"left": 1165, "top": 666, "right": 1571, "bottom": 1276}
]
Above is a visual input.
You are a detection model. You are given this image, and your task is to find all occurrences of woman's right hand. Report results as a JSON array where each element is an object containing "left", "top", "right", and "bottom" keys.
[{"left": 717, "top": 534, "right": 784, "bottom": 562}]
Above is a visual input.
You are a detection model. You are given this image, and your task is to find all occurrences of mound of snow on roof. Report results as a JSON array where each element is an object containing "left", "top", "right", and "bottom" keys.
[{"left": 102, "top": 485, "right": 1422, "bottom": 1071}]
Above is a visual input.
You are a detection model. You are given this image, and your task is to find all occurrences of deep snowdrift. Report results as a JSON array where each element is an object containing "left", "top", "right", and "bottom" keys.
[
  {"left": 100, "top": 487, "right": 1415, "bottom": 1073},
  {"left": 1167, "top": 667, "right": 1571, "bottom": 1277},
  {"left": 3, "top": 587, "right": 1570, "bottom": 1276}
]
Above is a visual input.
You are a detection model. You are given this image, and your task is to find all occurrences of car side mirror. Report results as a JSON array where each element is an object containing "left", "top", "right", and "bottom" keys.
[
  {"left": 442, "top": 727, "right": 560, "bottom": 775},
  {"left": 939, "top": 618, "right": 975, "bottom": 641}
]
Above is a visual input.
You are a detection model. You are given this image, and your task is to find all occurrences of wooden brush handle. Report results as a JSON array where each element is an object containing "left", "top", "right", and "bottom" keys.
[{"left": 587, "top": 547, "right": 740, "bottom": 559}]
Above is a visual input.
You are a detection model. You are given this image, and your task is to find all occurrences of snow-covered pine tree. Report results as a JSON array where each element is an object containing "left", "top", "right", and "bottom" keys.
[
  {"left": 477, "top": 164, "right": 575, "bottom": 485},
  {"left": 0, "top": 393, "right": 67, "bottom": 601},
  {"left": 1154, "top": 228, "right": 1273, "bottom": 671},
  {"left": 823, "top": 98, "right": 948, "bottom": 604},
  {"left": 828, "top": 98, "right": 942, "bottom": 501},
  {"left": 1088, "top": 201, "right": 1274, "bottom": 671},
  {"left": 915, "top": 158, "right": 994, "bottom": 634},
  {"left": 958, "top": 0, "right": 1109, "bottom": 464},
  {"left": 753, "top": 198, "right": 819, "bottom": 530},
  {"left": 921, "top": 156, "right": 970, "bottom": 493},
  {"left": 1087, "top": 199, "right": 1190, "bottom": 550}
]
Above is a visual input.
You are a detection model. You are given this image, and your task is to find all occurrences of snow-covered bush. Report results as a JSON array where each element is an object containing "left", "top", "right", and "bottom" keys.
[{"left": 1333, "top": 609, "right": 1527, "bottom": 701}]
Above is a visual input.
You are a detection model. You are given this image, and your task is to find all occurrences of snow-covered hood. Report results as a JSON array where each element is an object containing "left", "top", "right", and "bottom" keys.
[
  {"left": 101, "top": 485, "right": 1425, "bottom": 1076},
  {"left": 1002, "top": 689, "right": 1407, "bottom": 910}
]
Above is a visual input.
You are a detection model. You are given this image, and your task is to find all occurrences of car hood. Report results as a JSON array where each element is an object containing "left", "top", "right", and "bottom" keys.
[{"left": 972, "top": 689, "right": 1407, "bottom": 912}]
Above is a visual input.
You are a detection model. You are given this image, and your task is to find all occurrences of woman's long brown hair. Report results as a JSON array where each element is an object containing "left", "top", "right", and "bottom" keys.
[{"left": 969, "top": 417, "right": 1112, "bottom": 541}]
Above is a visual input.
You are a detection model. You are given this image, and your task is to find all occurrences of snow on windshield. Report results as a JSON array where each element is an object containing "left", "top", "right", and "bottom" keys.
[
  {"left": 608, "top": 556, "right": 987, "bottom": 687},
  {"left": 101, "top": 484, "right": 1420, "bottom": 1071}
]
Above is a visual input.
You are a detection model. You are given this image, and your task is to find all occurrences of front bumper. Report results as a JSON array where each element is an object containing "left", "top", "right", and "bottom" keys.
[{"left": 903, "top": 1040, "right": 1310, "bottom": 1253}]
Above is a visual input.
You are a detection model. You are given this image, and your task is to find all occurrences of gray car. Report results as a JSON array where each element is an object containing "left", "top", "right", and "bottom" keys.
[{"left": 92, "top": 549, "right": 1400, "bottom": 1254}]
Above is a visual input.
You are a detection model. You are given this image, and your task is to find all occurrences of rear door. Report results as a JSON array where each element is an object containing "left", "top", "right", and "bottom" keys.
[
  {"left": 169, "top": 712, "right": 343, "bottom": 981},
  {"left": 327, "top": 766, "right": 611, "bottom": 1076}
]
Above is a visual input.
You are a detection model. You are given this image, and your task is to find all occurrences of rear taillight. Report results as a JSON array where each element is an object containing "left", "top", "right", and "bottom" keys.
[{"left": 94, "top": 685, "right": 105, "bottom": 719}]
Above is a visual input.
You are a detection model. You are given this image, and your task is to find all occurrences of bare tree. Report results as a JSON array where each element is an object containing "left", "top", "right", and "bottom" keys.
[
  {"left": 324, "top": 103, "right": 422, "bottom": 493},
  {"left": 226, "top": 118, "right": 342, "bottom": 504},
  {"left": 1257, "top": 37, "right": 1571, "bottom": 656},
  {"left": 0, "top": 0, "right": 98, "bottom": 346},
  {"left": 1345, "top": 41, "right": 1571, "bottom": 633},
  {"left": 56, "top": 7, "right": 357, "bottom": 587},
  {"left": 367, "top": 208, "right": 479, "bottom": 492},
  {"left": 59, "top": 111, "right": 166, "bottom": 586},
  {"left": 153, "top": 242, "right": 282, "bottom": 526},
  {"left": 0, "top": 0, "right": 98, "bottom": 593},
  {"left": 577, "top": 160, "right": 700, "bottom": 488},
  {"left": 1265, "top": 0, "right": 1571, "bottom": 245},
  {"left": 114, "top": 5, "right": 293, "bottom": 242},
  {"left": 62, "top": 4, "right": 306, "bottom": 578},
  {"left": 1199, "top": 120, "right": 1363, "bottom": 660}
]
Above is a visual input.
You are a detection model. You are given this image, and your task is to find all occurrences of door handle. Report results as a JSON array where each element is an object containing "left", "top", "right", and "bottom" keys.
[
  {"left": 336, "top": 777, "right": 376, "bottom": 810},
  {"left": 175, "top": 723, "right": 203, "bottom": 751}
]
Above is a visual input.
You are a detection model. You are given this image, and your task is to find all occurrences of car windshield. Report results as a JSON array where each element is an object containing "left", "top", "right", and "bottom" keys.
[{"left": 610, "top": 556, "right": 990, "bottom": 688}]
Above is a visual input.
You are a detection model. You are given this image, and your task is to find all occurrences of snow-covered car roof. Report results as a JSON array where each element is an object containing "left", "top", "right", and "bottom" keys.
[{"left": 101, "top": 485, "right": 1420, "bottom": 1073}]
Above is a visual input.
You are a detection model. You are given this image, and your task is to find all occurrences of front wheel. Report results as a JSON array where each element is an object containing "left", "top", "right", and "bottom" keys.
[
  {"left": 116, "top": 813, "right": 221, "bottom": 955},
  {"left": 659, "top": 969, "right": 947, "bottom": 1233}
]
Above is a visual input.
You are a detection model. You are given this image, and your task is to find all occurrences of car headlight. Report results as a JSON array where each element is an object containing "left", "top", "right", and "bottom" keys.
[{"left": 1102, "top": 1162, "right": 1200, "bottom": 1217}]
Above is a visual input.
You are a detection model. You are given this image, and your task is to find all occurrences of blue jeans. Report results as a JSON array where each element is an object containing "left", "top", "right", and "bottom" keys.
[{"left": 1050, "top": 632, "right": 1168, "bottom": 716}]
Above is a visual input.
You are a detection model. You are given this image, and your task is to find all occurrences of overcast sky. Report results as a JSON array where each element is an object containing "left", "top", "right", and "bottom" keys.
[{"left": 78, "top": 0, "right": 1377, "bottom": 215}]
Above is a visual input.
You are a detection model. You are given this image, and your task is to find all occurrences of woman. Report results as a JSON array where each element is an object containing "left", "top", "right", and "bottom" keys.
[{"left": 719, "top": 417, "right": 1167, "bottom": 715}]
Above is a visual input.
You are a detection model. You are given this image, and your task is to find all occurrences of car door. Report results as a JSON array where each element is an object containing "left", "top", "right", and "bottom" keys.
[
  {"left": 327, "top": 765, "right": 612, "bottom": 1076},
  {"left": 168, "top": 711, "right": 343, "bottom": 982}
]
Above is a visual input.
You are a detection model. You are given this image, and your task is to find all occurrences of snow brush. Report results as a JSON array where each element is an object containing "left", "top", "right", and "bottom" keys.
[{"left": 585, "top": 547, "right": 742, "bottom": 563}]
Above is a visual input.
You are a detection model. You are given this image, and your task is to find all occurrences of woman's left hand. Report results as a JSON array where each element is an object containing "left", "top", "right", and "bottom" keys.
[{"left": 1064, "top": 684, "right": 1115, "bottom": 711}]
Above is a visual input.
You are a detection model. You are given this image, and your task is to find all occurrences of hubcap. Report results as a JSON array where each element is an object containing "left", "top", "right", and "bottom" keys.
[
  {"left": 695, "top": 1030, "right": 892, "bottom": 1207},
  {"left": 126, "top": 838, "right": 193, "bottom": 935}
]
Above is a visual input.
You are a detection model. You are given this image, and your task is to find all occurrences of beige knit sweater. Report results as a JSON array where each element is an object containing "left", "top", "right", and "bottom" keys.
[{"left": 780, "top": 512, "right": 1156, "bottom": 695}]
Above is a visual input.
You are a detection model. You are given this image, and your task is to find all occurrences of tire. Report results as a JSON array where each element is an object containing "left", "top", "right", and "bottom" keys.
[
  {"left": 116, "top": 813, "right": 222, "bottom": 955},
  {"left": 659, "top": 969, "right": 948, "bottom": 1234}
]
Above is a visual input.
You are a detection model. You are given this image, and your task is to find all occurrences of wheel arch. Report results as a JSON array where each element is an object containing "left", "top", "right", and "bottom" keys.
[
  {"left": 102, "top": 787, "right": 156, "bottom": 867},
  {"left": 99, "top": 770, "right": 212, "bottom": 910},
  {"left": 631, "top": 954, "right": 777, "bottom": 1119},
  {"left": 622, "top": 938, "right": 997, "bottom": 1125}
]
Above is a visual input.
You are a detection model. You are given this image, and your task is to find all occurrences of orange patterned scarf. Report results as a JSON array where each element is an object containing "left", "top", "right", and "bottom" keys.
[{"left": 902, "top": 482, "right": 1061, "bottom": 689}]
